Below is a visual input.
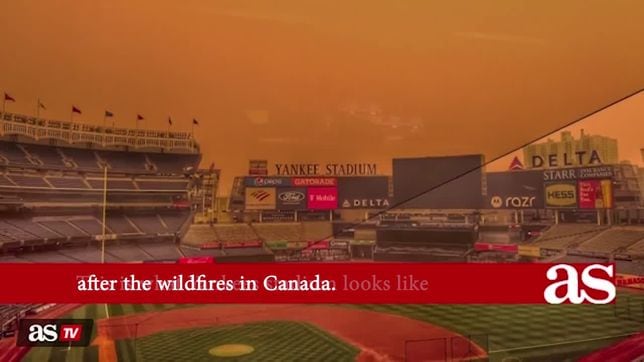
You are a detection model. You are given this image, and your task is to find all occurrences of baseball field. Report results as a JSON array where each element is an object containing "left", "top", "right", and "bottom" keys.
[{"left": 21, "top": 291, "right": 643, "bottom": 362}]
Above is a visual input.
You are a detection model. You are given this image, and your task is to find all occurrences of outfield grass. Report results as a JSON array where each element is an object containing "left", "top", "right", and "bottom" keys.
[
  {"left": 21, "top": 293, "right": 644, "bottom": 362},
  {"left": 359, "top": 292, "right": 644, "bottom": 362},
  {"left": 22, "top": 304, "right": 192, "bottom": 362},
  {"left": 115, "top": 321, "right": 359, "bottom": 362}
]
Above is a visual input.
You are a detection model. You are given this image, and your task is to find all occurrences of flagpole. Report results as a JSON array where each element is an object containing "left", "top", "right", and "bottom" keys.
[
  {"left": 2, "top": 98, "right": 5, "bottom": 113},
  {"left": 101, "top": 164, "right": 108, "bottom": 264},
  {"left": 36, "top": 99, "right": 40, "bottom": 117}
]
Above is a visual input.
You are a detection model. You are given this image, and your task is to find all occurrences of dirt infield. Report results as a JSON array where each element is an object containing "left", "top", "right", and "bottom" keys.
[{"left": 95, "top": 305, "right": 487, "bottom": 361}]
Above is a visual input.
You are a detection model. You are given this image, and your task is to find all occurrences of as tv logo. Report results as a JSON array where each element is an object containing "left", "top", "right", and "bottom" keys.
[
  {"left": 18, "top": 319, "right": 93, "bottom": 347},
  {"left": 544, "top": 264, "right": 616, "bottom": 304}
]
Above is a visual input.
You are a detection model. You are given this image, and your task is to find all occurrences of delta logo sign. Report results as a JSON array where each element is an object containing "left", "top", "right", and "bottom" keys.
[{"left": 17, "top": 319, "right": 93, "bottom": 347}]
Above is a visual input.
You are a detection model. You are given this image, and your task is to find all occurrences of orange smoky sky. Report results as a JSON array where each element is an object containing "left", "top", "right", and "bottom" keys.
[{"left": 0, "top": 1, "right": 642, "bottom": 191}]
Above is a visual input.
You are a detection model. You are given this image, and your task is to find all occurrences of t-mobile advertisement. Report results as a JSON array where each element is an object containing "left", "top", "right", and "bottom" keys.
[{"left": 307, "top": 187, "right": 338, "bottom": 210}]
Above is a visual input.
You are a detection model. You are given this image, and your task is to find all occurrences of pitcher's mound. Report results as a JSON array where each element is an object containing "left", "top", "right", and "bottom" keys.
[{"left": 209, "top": 344, "right": 255, "bottom": 357}]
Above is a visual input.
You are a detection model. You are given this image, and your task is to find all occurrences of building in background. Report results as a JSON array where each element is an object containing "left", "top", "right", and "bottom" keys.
[
  {"left": 612, "top": 162, "right": 641, "bottom": 208},
  {"left": 523, "top": 130, "right": 618, "bottom": 169},
  {"left": 638, "top": 167, "right": 644, "bottom": 207}
]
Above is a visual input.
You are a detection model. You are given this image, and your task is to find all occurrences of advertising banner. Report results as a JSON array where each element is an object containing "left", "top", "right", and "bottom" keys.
[
  {"left": 486, "top": 171, "right": 544, "bottom": 209},
  {"left": 518, "top": 245, "right": 542, "bottom": 258},
  {"left": 544, "top": 182, "right": 577, "bottom": 208},
  {"left": 294, "top": 178, "right": 337, "bottom": 187},
  {"left": 276, "top": 187, "right": 307, "bottom": 210},
  {"left": 542, "top": 165, "right": 614, "bottom": 182},
  {"left": 307, "top": 187, "right": 338, "bottom": 210},
  {"left": 338, "top": 176, "right": 390, "bottom": 209},
  {"left": 616, "top": 274, "right": 644, "bottom": 290},
  {"left": 0, "top": 263, "right": 617, "bottom": 304},
  {"left": 244, "top": 177, "right": 292, "bottom": 187},
  {"left": 578, "top": 179, "right": 614, "bottom": 209},
  {"left": 245, "top": 187, "right": 276, "bottom": 210},
  {"left": 473, "top": 242, "right": 518, "bottom": 253}
]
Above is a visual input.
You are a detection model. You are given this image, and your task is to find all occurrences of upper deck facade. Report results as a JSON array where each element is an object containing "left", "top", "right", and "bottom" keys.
[{"left": 0, "top": 111, "right": 199, "bottom": 153}]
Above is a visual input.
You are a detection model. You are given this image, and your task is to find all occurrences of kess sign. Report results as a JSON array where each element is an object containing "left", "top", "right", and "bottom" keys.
[{"left": 18, "top": 319, "right": 93, "bottom": 347}]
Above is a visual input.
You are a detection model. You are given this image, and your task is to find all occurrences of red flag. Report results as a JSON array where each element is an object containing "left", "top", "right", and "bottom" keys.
[
  {"left": 72, "top": 106, "right": 82, "bottom": 114},
  {"left": 4, "top": 93, "right": 15, "bottom": 102},
  {"left": 137, "top": 114, "right": 144, "bottom": 121}
]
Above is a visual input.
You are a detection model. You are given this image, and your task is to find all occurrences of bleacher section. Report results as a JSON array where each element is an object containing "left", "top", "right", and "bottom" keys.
[
  {"left": 532, "top": 224, "right": 608, "bottom": 250},
  {"left": 124, "top": 215, "right": 166, "bottom": 235},
  {"left": 575, "top": 228, "right": 644, "bottom": 254},
  {"left": 211, "top": 224, "right": 259, "bottom": 242},
  {"left": 58, "top": 147, "right": 100, "bottom": 170},
  {"left": 104, "top": 214, "right": 140, "bottom": 235},
  {"left": 0, "top": 126, "right": 203, "bottom": 266},
  {"left": 627, "top": 239, "right": 644, "bottom": 256},
  {"left": 0, "top": 141, "right": 32, "bottom": 166},
  {"left": 1, "top": 141, "right": 199, "bottom": 174},
  {"left": 182, "top": 224, "right": 217, "bottom": 246},
  {"left": 7, "top": 174, "right": 50, "bottom": 188},
  {"left": 147, "top": 153, "right": 200, "bottom": 174},
  {"left": 0, "top": 211, "right": 191, "bottom": 252},
  {"left": 97, "top": 150, "right": 148, "bottom": 173},
  {"left": 21, "top": 144, "right": 67, "bottom": 168},
  {"left": 252, "top": 223, "right": 301, "bottom": 242},
  {"left": 46, "top": 176, "right": 88, "bottom": 189},
  {"left": 302, "top": 222, "right": 332, "bottom": 241},
  {"left": 1, "top": 172, "right": 191, "bottom": 197}
]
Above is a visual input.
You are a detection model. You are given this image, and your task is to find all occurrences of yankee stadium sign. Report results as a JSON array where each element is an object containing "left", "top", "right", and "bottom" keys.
[{"left": 274, "top": 163, "right": 377, "bottom": 176}]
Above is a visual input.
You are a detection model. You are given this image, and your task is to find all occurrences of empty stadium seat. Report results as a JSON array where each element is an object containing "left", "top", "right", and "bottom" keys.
[
  {"left": 69, "top": 218, "right": 105, "bottom": 235},
  {"left": 21, "top": 144, "right": 67, "bottom": 168},
  {"left": 212, "top": 224, "right": 259, "bottom": 242},
  {"left": 38, "top": 220, "right": 88, "bottom": 238},
  {"left": 7, "top": 174, "right": 50, "bottom": 188},
  {"left": 59, "top": 147, "right": 100, "bottom": 170},
  {"left": 0, "top": 141, "right": 32, "bottom": 166},
  {"left": 86, "top": 178, "right": 136, "bottom": 190},
  {"left": 252, "top": 223, "right": 302, "bottom": 242},
  {"left": 98, "top": 151, "right": 148, "bottom": 173},
  {"left": 147, "top": 153, "right": 200, "bottom": 174},
  {"left": 46, "top": 176, "right": 88, "bottom": 189},
  {"left": 576, "top": 228, "right": 644, "bottom": 253},
  {"left": 105, "top": 214, "right": 141, "bottom": 235},
  {"left": 127, "top": 214, "right": 168, "bottom": 235},
  {"left": 183, "top": 224, "right": 218, "bottom": 245},
  {"left": 533, "top": 224, "right": 608, "bottom": 250}
]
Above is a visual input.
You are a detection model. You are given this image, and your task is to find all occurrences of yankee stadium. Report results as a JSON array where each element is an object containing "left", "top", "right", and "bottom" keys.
[{"left": 0, "top": 105, "right": 641, "bottom": 361}]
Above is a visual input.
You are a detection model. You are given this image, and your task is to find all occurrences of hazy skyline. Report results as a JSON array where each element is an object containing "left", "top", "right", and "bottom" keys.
[{"left": 1, "top": 1, "right": 643, "bottom": 190}]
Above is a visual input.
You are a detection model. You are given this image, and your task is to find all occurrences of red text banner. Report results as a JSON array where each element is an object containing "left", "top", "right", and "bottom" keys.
[{"left": 0, "top": 263, "right": 615, "bottom": 304}]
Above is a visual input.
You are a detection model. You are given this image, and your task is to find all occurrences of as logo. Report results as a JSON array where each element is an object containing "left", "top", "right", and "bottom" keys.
[
  {"left": 543, "top": 264, "right": 615, "bottom": 304},
  {"left": 18, "top": 319, "right": 93, "bottom": 347},
  {"left": 490, "top": 196, "right": 503, "bottom": 208}
]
